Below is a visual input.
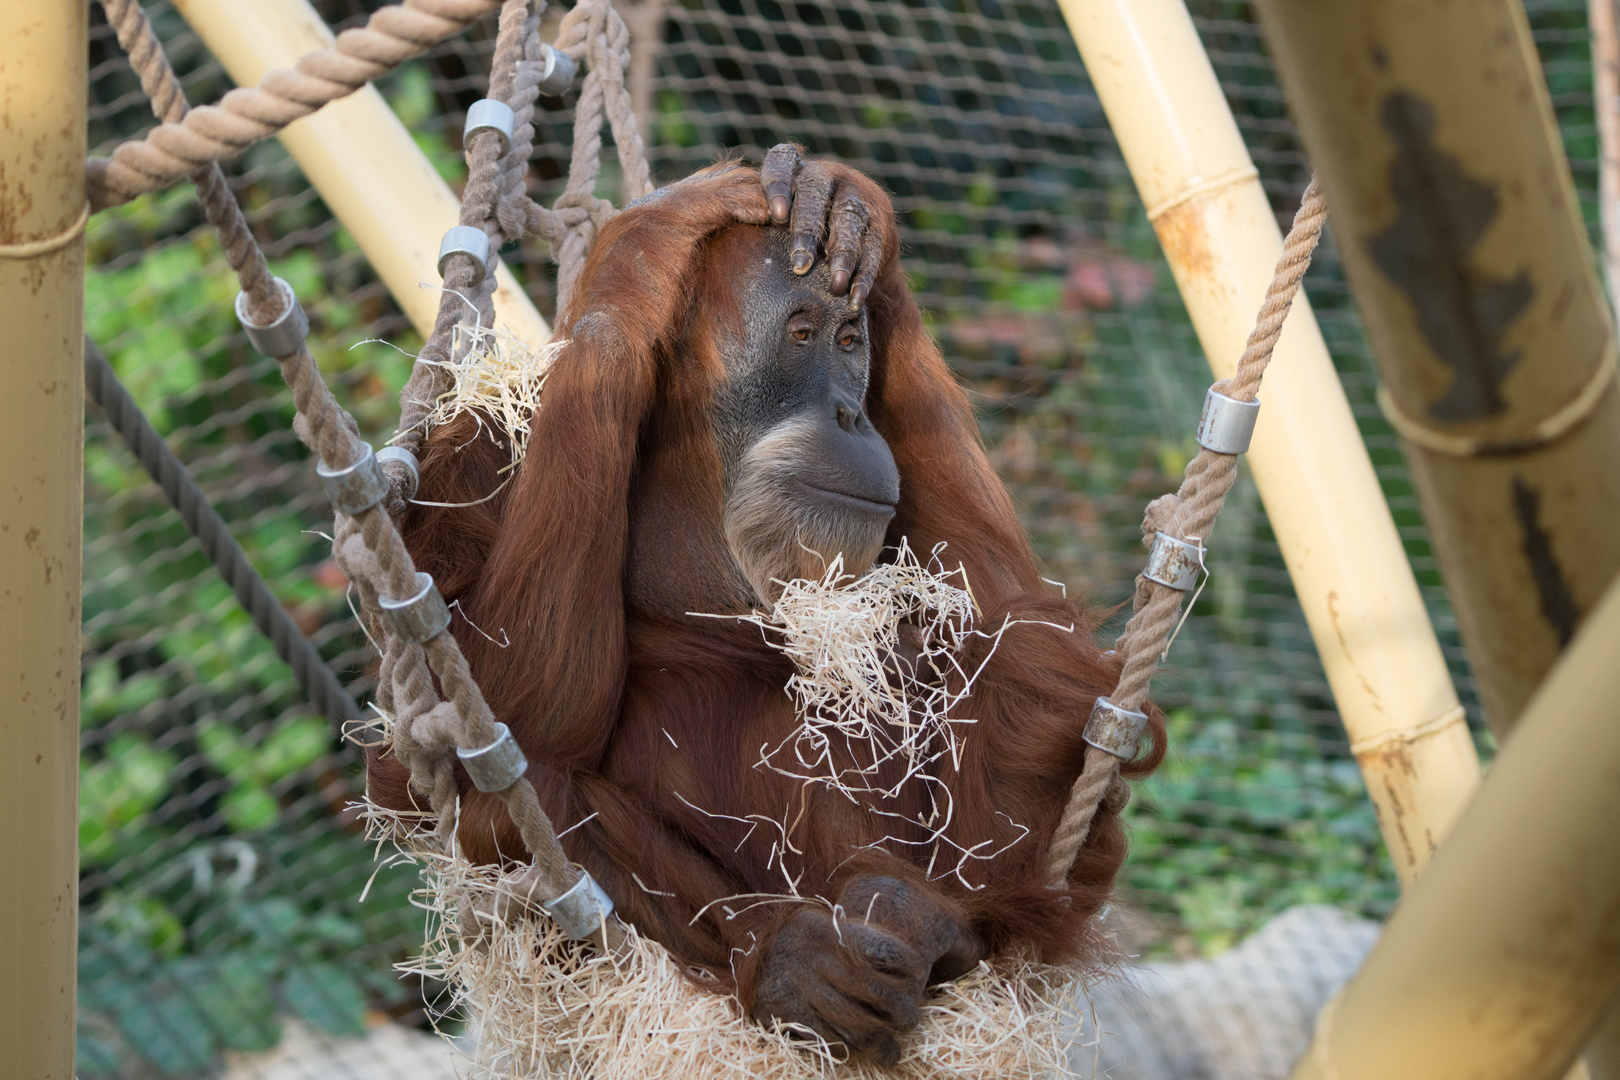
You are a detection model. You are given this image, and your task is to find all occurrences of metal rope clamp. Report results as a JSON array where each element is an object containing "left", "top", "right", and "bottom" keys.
[
  {"left": 1196, "top": 387, "right": 1261, "bottom": 455},
  {"left": 317, "top": 445, "right": 389, "bottom": 516},
  {"left": 463, "top": 98, "right": 515, "bottom": 157},
  {"left": 457, "top": 721, "right": 529, "bottom": 793},
  {"left": 375, "top": 445, "right": 420, "bottom": 501},
  {"left": 235, "top": 276, "right": 309, "bottom": 358},
  {"left": 544, "top": 869, "right": 616, "bottom": 940},
  {"left": 536, "top": 42, "right": 577, "bottom": 96},
  {"left": 1143, "top": 532, "right": 1205, "bottom": 591},
  {"left": 1083, "top": 696, "right": 1149, "bottom": 760},
  {"left": 379, "top": 571, "right": 451, "bottom": 645},
  {"left": 438, "top": 225, "right": 494, "bottom": 287}
]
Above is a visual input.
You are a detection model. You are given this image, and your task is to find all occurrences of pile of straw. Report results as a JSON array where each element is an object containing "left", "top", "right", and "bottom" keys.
[{"left": 367, "top": 808, "right": 1088, "bottom": 1080}]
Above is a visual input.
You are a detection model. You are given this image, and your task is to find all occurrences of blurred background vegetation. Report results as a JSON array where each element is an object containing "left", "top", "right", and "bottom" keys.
[{"left": 76, "top": 0, "right": 1598, "bottom": 1073}]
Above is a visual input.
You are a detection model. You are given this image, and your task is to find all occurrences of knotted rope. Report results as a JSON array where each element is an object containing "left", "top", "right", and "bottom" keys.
[
  {"left": 393, "top": 0, "right": 650, "bottom": 457},
  {"left": 99, "top": 0, "right": 587, "bottom": 918},
  {"left": 530, "top": 0, "right": 654, "bottom": 309},
  {"left": 1044, "top": 178, "right": 1328, "bottom": 886}
]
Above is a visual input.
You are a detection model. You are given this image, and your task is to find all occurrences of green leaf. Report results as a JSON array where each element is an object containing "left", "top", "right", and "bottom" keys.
[
  {"left": 232, "top": 898, "right": 305, "bottom": 945},
  {"left": 114, "top": 990, "right": 217, "bottom": 1077},
  {"left": 195, "top": 953, "right": 282, "bottom": 1052},
  {"left": 306, "top": 912, "right": 366, "bottom": 949},
  {"left": 258, "top": 716, "right": 331, "bottom": 783},
  {"left": 222, "top": 783, "right": 282, "bottom": 831},
  {"left": 280, "top": 962, "right": 368, "bottom": 1036},
  {"left": 197, "top": 720, "right": 253, "bottom": 782}
]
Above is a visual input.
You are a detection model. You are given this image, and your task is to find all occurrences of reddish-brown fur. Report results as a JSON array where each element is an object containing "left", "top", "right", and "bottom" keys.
[{"left": 369, "top": 162, "right": 1163, "bottom": 1003}]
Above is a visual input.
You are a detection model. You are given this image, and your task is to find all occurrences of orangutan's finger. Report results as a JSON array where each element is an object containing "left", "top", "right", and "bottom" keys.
[
  {"left": 849, "top": 227, "right": 884, "bottom": 310},
  {"left": 788, "top": 162, "right": 834, "bottom": 275},
  {"left": 825, "top": 186, "right": 871, "bottom": 298},
  {"left": 761, "top": 143, "right": 803, "bottom": 226}
]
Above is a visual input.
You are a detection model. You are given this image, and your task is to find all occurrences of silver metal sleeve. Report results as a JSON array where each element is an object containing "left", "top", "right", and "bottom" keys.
[
  {"left": 317, "top": 446, "right": 389, "bottom": 516},
  {"left": 1083, "top": 696, "right": 1150, "bottom": 760},
  {"left": 378, "top": 571, "right": 451, "bottom": 645},
  {"left": 543, "top": 869, "right": 616, "bottom": 940},
  {"left": 536, "top": 43, "right": 577, "bottom": 96},
  {"left": 1142, "top": 532, "right": 1205, "bottom": 591},
  {"left": 456, "top": 721, "right": 529, "bottom": 793},
  {"left": 437, "top": 225, "right": 493, "bottom": 286},
  {"left": 462, "top": 98, "right": 515, "bottom": 156},
  {"left": 235, "top": 277, "right": 309, "bottom": 358},
  {"left": 1195, "top": 387, "right": 1261, "bottom": 455},
  {"left": 375, "top": 445, "right": 420, "bottom": 501}
]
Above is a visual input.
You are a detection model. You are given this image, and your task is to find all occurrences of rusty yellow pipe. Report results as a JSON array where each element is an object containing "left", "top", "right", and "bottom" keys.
[
  {"left": 1283, "top": 566, "right": 1620, "bottom": 1080},
  {"left": 1252, "top": 0, "right": 1620, "bottom": 738},
  {"left": 170, "top": 0, "right": 551, "bottom": 346},
  {"left": 0, "top": 2, "right": 86, "bottom": 1075},
  {"left": 1054, "top": 0, "right": 1480, "bottom": 883}
]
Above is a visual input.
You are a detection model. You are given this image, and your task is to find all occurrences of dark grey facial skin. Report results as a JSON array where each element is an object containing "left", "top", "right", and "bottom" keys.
[{"left": 717, "top": 229, "right": 901, "bottom": 602}]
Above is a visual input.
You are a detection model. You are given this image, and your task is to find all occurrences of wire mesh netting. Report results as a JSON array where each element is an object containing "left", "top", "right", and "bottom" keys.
[{"left": 76, "top": 1, "right": 1599, "bottom": 1075}]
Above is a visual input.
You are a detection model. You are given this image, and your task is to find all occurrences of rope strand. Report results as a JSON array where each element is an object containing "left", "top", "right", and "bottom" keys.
[
  {"left": 1044, "top": 177, "right": 1327, "bottom": 886},
  {"left": 87, "top": 0, "right": 504, "bottom": 210}
]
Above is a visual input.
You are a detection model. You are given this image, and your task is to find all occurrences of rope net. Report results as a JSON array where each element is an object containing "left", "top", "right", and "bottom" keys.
[{"left": 76, "top": 0, "right": 1601, "bottom": 1075}]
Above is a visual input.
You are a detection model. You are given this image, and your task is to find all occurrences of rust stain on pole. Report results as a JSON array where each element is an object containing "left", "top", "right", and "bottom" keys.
[{"left": 1255, "top": 0, "right": 1620, "bottom": 736}]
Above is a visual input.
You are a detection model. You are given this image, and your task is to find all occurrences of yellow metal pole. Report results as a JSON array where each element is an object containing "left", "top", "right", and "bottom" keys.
[
  {"left": 1252, "top": 0, "right": 1620, "bottom": 738},
  {"left": 1054, "top": 0, "right": 1480, "bottom": 883},
  {"left": 170, "top": 0, "right": 551, "bottom": 345},
  {"left": 0, "top": 2, "right": 86, "bottom": 1077},
  {"left": 1283, "top": 568, "right": 1620, "bottom": 1080}
]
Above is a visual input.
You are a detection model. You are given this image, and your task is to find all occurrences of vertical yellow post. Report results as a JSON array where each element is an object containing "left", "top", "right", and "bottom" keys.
[
  {"left": 0, "top": 2, "right": 86, "bottom": 1078},
  {"left": 1054, "top": 0, "right": 1480, "bottom": 883},
  {"left": 1252, "top": 0, "right": 1620, "bottom": 738}
]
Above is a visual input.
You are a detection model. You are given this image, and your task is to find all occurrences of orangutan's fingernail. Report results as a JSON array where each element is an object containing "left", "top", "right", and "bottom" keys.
[
  {"left": 792, "top": 249, "right": 813, "bottom": 274},
  {"left": 770, "top": 195, "right": 790, "bottom": 223},
  {"left": 830, "top": 269, "right": 850, "bottom": 295}
]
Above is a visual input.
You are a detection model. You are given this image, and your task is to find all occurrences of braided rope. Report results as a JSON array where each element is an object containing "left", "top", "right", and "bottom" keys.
[
  {"left": 392, "top": 0, "right": 653, "bottom": 454},
  {"left": 99, "top": 0, "right": 584, "bottom": 908},
  {"left": 526, "top": 0, "right": 654, "bottom": 312},
  {"left": 1044, "top": 177, "right": 1328, "bottom": 886},
  {"left": 87, "top": 0, "right": 503, "bottom": 210}
]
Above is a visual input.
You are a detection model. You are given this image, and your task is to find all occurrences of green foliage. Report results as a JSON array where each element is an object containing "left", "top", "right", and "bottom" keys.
[
  {"left": 77, "top": 874, "right": 409, "bottom": 1077},
  {"left": 80, "top": 734, "right": 179, "bottom": 865},
  {"left": 198, "top": 716, "right": 330, "bottom": 831},
  {"left": 1123, "top": 709, "right": 1398, "bottom": 954}
]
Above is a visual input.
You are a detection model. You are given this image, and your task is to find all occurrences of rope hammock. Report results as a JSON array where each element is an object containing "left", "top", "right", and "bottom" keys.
[{"left": 90, "top": 0, "right": 1326, "bottom": 1071}]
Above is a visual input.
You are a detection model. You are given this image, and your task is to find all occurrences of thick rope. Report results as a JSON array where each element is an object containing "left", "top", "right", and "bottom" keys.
[
  {"left": 525, "top": 0, "right": 653, "bottom": 312},
  {"left": 84, "top": 336, "right": 366, "bottom": 738},
  {"left": 394, "top": 0, "right": 538, "bottom": 457},
  {"left": 1044, "top": 177, "right": 1328, "bottom": 886},
  {"left": 87, "top": 0, "right": 503, "bottom": 210},
  {"left": 101, "top": 0, "right": 582, "bottom": 905}
]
